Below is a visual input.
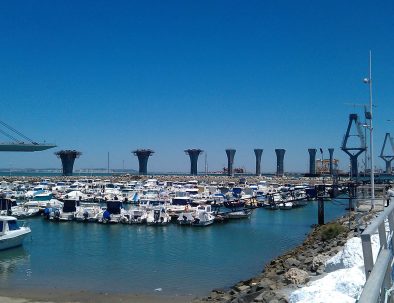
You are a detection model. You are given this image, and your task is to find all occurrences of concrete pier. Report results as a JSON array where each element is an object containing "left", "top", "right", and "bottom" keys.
[
  {"left": 185, "top": 149, "right": 203, "bottom": 175},
  {"left": 132, "top": 149, "right": 154, "bottom": 175},
  {"left": 308, "top": 149, "right": 317, "bottom": 175},
  {"left": 275, "top": 149, "right": 286, "bottom": 176},
  {"left": 254, "top": 149, "right": 263, "bottom": 176},
  {"left": 55, "top": 150, "right": 81, "bottom": 176},
  {"left": 225, "top": 149, "right": 236, "bottom": 176}
]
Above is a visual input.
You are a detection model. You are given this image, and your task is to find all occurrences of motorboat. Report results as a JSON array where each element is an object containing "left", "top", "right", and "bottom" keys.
[
  {"left": 47, "top": 199, "right": 79, "bottom": 221},
  {"left": 279, "top": 201, "right": 293, "bottom": 210},
  {"left": 0, "top": 216, "right": 31, "bottom": 250},
  {"left": 177, "top": 212, "right": 194, "bottom": 225},
  {"left": 125, "top": 208, "right": 147, "bottom": 224},
  {"left": 192, "top": 205, "right": 215, "bottom": 227},
  {"left": 146, "top": 207, "right": 170, "bottom": 226},
  {"left": 74, "top": 203, "right": 101, "bottom": 222},
  {"left": 98, "top": 201, "right": 126, "bottom": 224},
  {"left": 226, "top": 209, "right": 252, "bottom": 219},
  {"left": 10, "top": 201, "right": 40, "bottom": 218}
]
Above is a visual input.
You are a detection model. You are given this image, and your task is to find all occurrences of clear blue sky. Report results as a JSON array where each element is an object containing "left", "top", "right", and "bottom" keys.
[{"left": 0, "top": 0, "right": 393, "bottom": 173}]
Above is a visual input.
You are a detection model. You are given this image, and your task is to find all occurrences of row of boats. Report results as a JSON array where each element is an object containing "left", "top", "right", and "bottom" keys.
[
  {"left": 0, "top": 177, "right": 336, "bottom": 251},
  {"left": 0, "top": 177, "right": 330, "bottom": 232}
]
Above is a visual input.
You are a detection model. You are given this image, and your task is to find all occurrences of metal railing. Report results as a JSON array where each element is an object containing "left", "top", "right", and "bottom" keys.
[{"left": 358, "top": 198, "right": 394, "bottom": 303}]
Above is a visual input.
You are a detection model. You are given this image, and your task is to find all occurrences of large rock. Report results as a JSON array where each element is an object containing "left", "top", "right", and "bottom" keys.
[
  {"left": 311, "top": 254, "right": 327, "bottom": 272},
  {"left": 283, "top": 268, "right": 310, "bottom": 285},
  {"left": 284, "top": 257, "right": 301, "bottom": 268}
]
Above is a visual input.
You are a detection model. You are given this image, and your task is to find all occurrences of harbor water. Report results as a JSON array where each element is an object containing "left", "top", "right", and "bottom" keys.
[{"left": 0, "top": 200, "right": 348, "bottom": 297}]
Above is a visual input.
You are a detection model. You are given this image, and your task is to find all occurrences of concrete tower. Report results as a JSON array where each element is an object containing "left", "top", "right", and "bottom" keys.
[
  {"left": 341, "top": 114, "right": 366, "bottom": 178},
  {"left": 308, "top": 149, "right": 317, "bottom": 175},
  {"left": 132, "top": 149, "right": 154, "bottom": 175},
  {"left": 55, "top": 150, "right": 81, "bottom": 176},
  {"left": 379, "top": 133, "right": 394, "bottom": 174},
  {"left": 275, "top": 149, "right": 286, "bottom": 176},
  {"left": 185, "top": 149, "right": 203, "bottom": 175},
  {"left": 328, "top": 148, "right": 334, "bottom": 175},
  {"left": 254, "top": 149, "right": 263, "bottom": 176},
  {"left": 225, "top": 149, "right": 236, "bottom": 176}
]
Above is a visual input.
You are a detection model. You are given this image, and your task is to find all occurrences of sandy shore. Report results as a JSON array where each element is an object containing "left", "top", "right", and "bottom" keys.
[{"left": 0, "top": 288, "right": 194, "bottom": 303}]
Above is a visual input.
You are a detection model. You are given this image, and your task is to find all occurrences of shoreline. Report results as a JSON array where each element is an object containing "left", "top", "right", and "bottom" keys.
[
  {"left": 192, "top": 209, "right": 377, "bottom": 303},
  {"left": 0, "top": 288, "right": 194, "bottom": 303}
]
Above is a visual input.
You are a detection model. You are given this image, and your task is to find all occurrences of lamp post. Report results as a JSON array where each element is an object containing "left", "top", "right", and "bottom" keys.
[{"left": 363, "top": 50, "right": 375, "bottom": 208}]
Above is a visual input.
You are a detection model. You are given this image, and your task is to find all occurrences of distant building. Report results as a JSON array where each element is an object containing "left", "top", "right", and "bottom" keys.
[
  {"left": 223, "top": 167, "right": 245, "bottom": 174},
  {"left": 316, "top": 159, "right": 339, "bottom": 174}
]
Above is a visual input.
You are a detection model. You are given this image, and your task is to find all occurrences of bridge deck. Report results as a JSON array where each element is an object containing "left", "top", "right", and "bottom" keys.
[{"left": 0, "top": 143, "right": 56, "bottom": 152}]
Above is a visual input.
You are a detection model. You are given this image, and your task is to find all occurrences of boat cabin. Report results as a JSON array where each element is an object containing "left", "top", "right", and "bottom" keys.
[{"left": 0, "top": 216, "right": 21, "bottom": 236}]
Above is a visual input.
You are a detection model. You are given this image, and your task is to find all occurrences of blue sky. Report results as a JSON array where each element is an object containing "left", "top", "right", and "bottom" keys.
[{"left": 0, "top": 1, "right": 393, "bottom": 173}]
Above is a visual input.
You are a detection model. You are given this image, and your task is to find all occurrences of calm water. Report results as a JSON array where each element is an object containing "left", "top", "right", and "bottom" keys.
[{"left": 0, "top": 201, "right": 348, "bottom": 296}]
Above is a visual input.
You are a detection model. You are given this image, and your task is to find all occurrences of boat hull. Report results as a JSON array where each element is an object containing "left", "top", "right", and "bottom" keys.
[{"left": 0, "top": 227, "right": 31, "bottom": 251}]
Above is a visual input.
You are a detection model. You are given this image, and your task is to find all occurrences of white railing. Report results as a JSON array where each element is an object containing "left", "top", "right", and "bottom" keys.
[{"left": 358, "top": 199, "right": 394, "bottom": 303}]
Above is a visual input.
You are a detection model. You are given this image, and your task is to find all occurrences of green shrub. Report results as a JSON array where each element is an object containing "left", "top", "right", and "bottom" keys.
[{"left": 320, "top": 223, "right": 346, "bottom": 241}]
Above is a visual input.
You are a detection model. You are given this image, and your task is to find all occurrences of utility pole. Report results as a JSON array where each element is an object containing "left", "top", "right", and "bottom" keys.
[{"left": 363, "top": 50, "right": 375, "bottom": 208}]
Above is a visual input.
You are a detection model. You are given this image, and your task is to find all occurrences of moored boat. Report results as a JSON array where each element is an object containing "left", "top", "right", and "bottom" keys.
[{"left": 0, "top": 216, "right": 31, "bottom": 250}]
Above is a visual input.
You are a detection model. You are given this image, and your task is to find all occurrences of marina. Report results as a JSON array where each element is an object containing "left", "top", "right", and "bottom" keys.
[{"left": 0, "top": 176, "right": 348, "bottom": 299}]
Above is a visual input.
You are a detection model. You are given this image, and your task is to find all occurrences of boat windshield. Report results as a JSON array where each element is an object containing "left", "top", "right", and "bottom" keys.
[
  {"left": 8, "top": 220, "right": 20, "bottom": 231},
  {"left": 0, "top": 221, "right": 3, "bottom": 233}
]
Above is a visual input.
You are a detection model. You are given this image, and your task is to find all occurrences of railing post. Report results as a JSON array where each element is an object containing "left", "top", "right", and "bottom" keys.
[
  {"left": 378, "top": 222, "right": 388, "bottom": 249},
  {"left": 361, "top": 233, "right": 374, "bottom": 279}
]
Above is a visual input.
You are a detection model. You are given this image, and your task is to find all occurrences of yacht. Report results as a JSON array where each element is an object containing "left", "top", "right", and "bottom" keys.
[{"left": 0, "top": 216, "right": 31, "bottom": 250}]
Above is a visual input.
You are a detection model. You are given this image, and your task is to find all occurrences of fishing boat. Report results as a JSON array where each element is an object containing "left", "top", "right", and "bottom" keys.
[
  {"left": 146, "top": 207, "right": 170, "bottom": 225},
  {"left": 0, "top": 216, "right": 31, "bottom": 250},
  {"left": 223, "top": 200, "right": 245, "bottom": 209},
  {"left": 74, "top": 203, "right": 101, "bottom": 222},
  {"left": 125, "top": 208, "right": 147, "bottom": 224},
  {"left": 279, "top": 201, "right": 293, "bottom": 210},
  {"left": 177, "top": 212, "right": 194, "bottom": 225},
  {"left": 226, "top": 209, "right": 252, "bottom": 219},
  {"left": 192, "top": 205, "right": 215, "bottom": 227},
  {"left": 98, "top": 201, "right": 126, "bottom": 224}
]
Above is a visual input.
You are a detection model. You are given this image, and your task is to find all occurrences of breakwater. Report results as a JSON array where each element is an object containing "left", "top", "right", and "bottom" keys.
[{"left": 193, "top": 211, "right": 377, "bottom": 303}]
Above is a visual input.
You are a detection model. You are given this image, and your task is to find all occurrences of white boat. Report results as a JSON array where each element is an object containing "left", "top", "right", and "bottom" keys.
[
  {"left": 98, "top": 201, "right": 127, "bottom": 224},
  {"left": 279, "top": 201, "right": 293, "bottom": 210},
  {"left": 226, "top": 209, "right": 252, "bottom": 219},
  {"left": 0, "top": 216, "right": 31, "bottom": 250},
  {"left": 125, "top": 208, "right": 147, "bottom": 224},
  {"left": 74, "top": 203, "right": 101, "bottom": 222},
  {"left": 192, "top": 205, "right": 215, "bottom": 226},
  {"left": 177, "top": 212, "right": 194, "bottom": 225},
  {"left": 11, "top": 202, "right": 40, "bottom": 218},
  {"left": 146, "top": 207, "right": 170, "bottom": 225},
  {"left": 48, "top": 200, "right": 78, "bottom": 221}
]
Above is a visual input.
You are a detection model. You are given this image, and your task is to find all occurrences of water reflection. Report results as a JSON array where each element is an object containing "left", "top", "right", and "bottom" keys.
[{"left": 0, "top": 247, "right": 30, "bottom": 281}]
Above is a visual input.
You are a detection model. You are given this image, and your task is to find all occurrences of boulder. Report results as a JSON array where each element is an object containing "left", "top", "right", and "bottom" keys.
[
  {"left": 283, "top": 268, "right": 310, "bottom": 285},
  {"left": 284, "top": 257, "right": 301, "bottom": 268},
  {"left": 311, "top": 254, "right": 327, "bottom": 272}
]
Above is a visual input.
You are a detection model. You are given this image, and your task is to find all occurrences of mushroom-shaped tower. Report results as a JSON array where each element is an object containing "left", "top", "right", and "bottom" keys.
[
  {"left": 55, "top": 150, "right": 82, "bottom": 176},
  {"left": 132, "top": 149, "right": 154, "bottom": 175},
  {"left": 185, "top": 149, "right": 203, "bottom": 175}
]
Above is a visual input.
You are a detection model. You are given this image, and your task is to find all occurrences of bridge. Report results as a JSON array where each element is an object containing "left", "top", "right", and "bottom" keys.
[{"left": 0, "top": 120, "right": 56, "bottom": 152}]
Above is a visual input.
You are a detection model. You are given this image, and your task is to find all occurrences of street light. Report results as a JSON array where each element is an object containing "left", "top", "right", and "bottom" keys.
[{"left": 363, "top": 50, "right": 375, "bottom": 208}]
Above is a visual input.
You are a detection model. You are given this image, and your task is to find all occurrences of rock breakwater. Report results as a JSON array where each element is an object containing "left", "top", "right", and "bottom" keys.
[{"left": 193, "top": 212, "right": 376, "bottom": 303}]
